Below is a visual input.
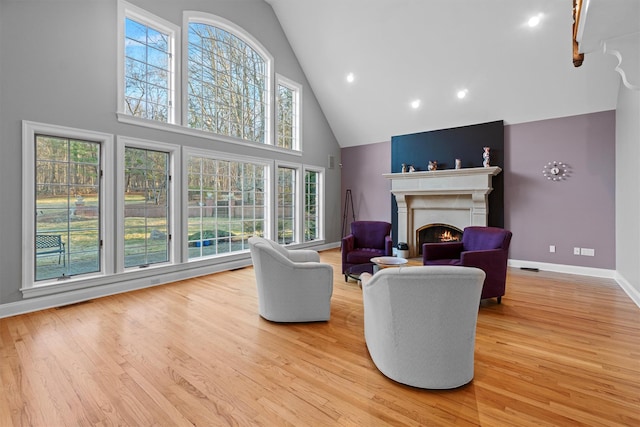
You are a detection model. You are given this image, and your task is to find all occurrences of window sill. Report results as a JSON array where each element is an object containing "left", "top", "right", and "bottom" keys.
[{"left": 116, "top": 113, "right": 302, "bottom": 157}]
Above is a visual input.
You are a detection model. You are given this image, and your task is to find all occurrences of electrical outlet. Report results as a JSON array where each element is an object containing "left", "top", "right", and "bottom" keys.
[
  {"left": 574, "top": 247, "right": 581, "bottom": 255},
  {"left": 549, "top": 245, "right": 556, "bottom": 253},
  {"left": 581, "top": 248, "right": 595, "bottom": 256}
]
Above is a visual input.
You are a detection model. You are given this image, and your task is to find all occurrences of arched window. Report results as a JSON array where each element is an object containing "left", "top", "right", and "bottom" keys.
[{"left": 186, "top": 13, "right": 272, "bottom": 144}]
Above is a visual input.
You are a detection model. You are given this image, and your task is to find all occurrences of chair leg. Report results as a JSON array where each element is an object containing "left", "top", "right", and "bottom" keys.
[
  {"left": 497, "top": 296, "right": 502, "bottom": 304},
  {"left": 344, "top": 274, "right": 348, "bottom": 282}
]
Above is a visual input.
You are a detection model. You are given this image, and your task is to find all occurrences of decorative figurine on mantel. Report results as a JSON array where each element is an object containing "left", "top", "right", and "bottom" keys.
[
  {"left": 428, "top": 160, "right": 438, "bottom": 171},
  {"left": 482, "top": 146, "right": 491, "bottom": 167},
  {"left": 455, "top": 158, "right": 462, "bottom": 169},
  {"left": 401, "top": 163, "right": 407, "bottom": 173},
  {"left": 409, "top": 165, "right": 416, "bottom": 173}
]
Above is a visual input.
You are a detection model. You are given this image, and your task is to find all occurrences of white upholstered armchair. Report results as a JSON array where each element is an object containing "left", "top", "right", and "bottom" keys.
[
  {"left": 248, "top": 236, "right": 333, "bottom": 322},
  {"left": 361, "top": 265, "right": 485, "bottom": 389}
]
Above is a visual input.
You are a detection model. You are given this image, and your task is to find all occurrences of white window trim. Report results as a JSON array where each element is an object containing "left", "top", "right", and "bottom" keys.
[
  {"left": 276, "top": 73, "right": 303, "bottom": 151},
  {"left": 21, "top": 121, "right": 115, "bottom": 292},
  {"left": 117, "top": 0, "right": 181, "bottom": 124},
  {"left": 183, "top": 11, "right": 274, "bottom": 145},
  {"left": 115, "top": 113, "right": 301, "bottom": 157},
  {"left": 182, "top": 147, "right": 273, "bottom": 260},
  {"left": 275, "top": 161, "right": 302, "bottom": 245},
  {"left": 303, "top": 165, "right": 325, "bottom": 242},
  {"left": 116, "top": 136, "right": 181, "bottom": 272}
]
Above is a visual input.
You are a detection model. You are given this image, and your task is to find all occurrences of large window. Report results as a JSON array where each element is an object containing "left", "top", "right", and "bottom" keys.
[
  {"left": 187, "top": 15, "right": 270, "bottom": 143},
  {"left": 304, "top": 169, "right": 321, "bottom": 242},
  {"left": 123, "top": 147, "right": 170, "bottom": 268},
  {"left": 277, "top": 165, "right": 297, "bottom": 245},
  {"left": 23, "top": 121, "right": 114, "bottom": 289},
  {"left": 34, "top": 135, "right": 102, "bottom": 281},
  {"left": 120, "top": 1, "right": 178, "bottom": 123},
  {"left": 276, "top": 75, "right": 301, "bottom": 150},
  {"left": 186, "top": 152, "right": 267, "bottom": 259}
]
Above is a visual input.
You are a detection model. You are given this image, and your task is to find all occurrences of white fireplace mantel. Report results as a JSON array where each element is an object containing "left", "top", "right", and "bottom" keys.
[{"left": 384, "top": 166, "right": 502, "bottom": 257}]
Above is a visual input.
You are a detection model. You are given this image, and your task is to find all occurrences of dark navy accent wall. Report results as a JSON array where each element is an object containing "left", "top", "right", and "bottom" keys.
[{"left": 390, "top": 120, "right": 505, "bottom": 244}]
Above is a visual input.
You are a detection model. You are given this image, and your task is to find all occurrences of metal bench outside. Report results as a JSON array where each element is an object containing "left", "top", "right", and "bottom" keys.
[{"left": 36, "top": 234, "right": 66, "bottom": 267}]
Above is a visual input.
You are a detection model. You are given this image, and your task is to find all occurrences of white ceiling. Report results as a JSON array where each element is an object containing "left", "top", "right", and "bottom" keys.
[{"left": 266, "top": 0, "right": 635, "bottom": 147}]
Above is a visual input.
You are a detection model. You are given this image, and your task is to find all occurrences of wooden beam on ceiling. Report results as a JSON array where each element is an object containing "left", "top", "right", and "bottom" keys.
[{"left": 573, "top": 0, "right": 585, "bottom": 67}]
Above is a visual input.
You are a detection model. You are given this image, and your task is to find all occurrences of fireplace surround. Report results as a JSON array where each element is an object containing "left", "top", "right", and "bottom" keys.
[{"left": 384, "top": 166, "right": 502, "bottom": 258}]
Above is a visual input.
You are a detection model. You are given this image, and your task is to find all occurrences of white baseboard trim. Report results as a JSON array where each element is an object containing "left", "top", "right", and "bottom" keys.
[
  {"left": 509, "top": 259, "right": 640, "bottom": 308},
  {"left": 316, "top": 241, "right": 341, "bottom": 251},
  {"left": 613, "top": 272, "right": 640, "bottom": 308},
  {"left": 508, "top": 259, "right": 616, "bottom": 278}
]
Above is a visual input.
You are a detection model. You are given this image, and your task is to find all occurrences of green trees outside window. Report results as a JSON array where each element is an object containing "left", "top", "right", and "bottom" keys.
[
  {"left": 304, "top": 170, "right": 319, "bottom": 241},
  {"left": 35, "top": 135, "right": 101, "bottom": 280},
  {"left": 187, "top": 156, "right": 266, "bottom": 259},
  {"left": 124, "top": 147, "right": 170, "bottom": 268},
  {"left": 277, "top": 166, "right": 296, "bottom": 244}
]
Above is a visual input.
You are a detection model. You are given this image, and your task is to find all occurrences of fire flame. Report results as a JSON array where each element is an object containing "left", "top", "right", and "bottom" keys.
[{"left": 440, "top": 230, "right": 459, "bottom": 242}]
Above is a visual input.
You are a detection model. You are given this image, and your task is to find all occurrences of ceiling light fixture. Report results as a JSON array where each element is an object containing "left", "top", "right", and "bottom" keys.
[
  {"left": 411, "top": 99, "right": 421, "bottom": 109},
  {"left": 457, "top": 89, "right": 468, "bottom": 99},
  {"left": 528, "top": 13, "right": 542, "bottom": 27},
  {"left": 346, "top": 73, "right": 355, "bottom": 83}
]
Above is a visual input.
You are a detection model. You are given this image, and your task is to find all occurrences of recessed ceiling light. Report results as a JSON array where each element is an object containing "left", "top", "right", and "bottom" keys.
[
  {"left": 411, "top": 99, "right": 421, "bottom": 109},
  {"left": 528, "top": 14, "right": 542, "bottom": 27},
  {"left": 346, "top": 73, "right": 355, "bottom": 83},
  {"left": 456, "top": 89, "right": 468, "bottom": 99}
]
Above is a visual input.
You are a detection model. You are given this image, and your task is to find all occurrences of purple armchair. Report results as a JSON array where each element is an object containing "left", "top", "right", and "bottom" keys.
[
  {"left": 422, "top": 226, "right": 512, "bottom": 303},
  {"left": 342, "top": 221, "right": 393, "bottom": 281}
]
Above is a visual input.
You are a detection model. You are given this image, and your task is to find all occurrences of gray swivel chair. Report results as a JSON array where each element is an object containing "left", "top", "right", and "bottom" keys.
[
  {"left": 248, "top": 236, "right": 333, "bottom": 322},
  {"left": 361, "top": 265, "right": 485, "bottom": 389}
]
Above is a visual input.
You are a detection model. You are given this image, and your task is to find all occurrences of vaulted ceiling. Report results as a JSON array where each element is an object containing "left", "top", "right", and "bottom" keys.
[{"left": 266, "top": 0, "right": 637, "bottom": 147}]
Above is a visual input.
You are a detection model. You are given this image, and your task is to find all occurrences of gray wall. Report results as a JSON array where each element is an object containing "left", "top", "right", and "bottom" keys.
[
  {"left": 341, "top": 111, "right": 617, "bottom": 270},
  {"left": 0, "top": 0, "right": 341, "bottom": 306},
  {"left": 616, "top": 83, "right": 640, "bottom": 297}
]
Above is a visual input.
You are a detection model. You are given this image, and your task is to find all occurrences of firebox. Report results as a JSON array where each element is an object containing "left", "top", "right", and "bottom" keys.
[{"left": 416, "top": 224, "right": 463, "bottom": 255}]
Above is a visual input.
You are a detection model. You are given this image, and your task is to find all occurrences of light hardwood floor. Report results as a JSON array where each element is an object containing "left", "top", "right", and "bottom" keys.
[{"left": 1, "top": 248, "right": 639, "bottom": 426}]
